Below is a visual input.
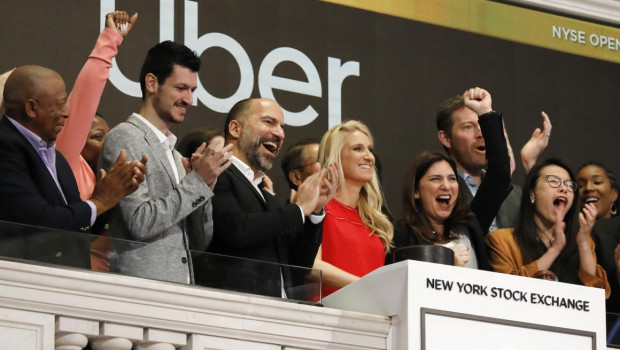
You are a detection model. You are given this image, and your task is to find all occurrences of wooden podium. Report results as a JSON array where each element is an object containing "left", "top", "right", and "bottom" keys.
[{"left": 323, "top": 260, "right": 607, "bottom": 350}]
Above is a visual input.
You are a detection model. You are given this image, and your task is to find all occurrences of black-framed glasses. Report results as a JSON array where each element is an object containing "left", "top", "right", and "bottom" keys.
[
  {"left": 540, "top": 175, "right": 578, "bottom": 192},
  {"left": 293, "top": 161, "right": 318, "bottom": 171}
]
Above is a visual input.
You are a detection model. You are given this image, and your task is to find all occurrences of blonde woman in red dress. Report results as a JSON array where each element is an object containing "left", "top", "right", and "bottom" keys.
[{"left": 313, "top": 120, "right": 393, "bottom": 297}]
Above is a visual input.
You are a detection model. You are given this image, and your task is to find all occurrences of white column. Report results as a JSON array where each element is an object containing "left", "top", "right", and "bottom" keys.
[
  {"left": 55, "top": 316, "right": 99, "bottom": 350},
  {"left": 135, "top": 328, "right": 186, "bottom": 350},
  {"left": 90, "top": 322, "right": 142, "bottom": 350},
  {"left": 55, "top": 333, "right": 88, "bottom": 350}
]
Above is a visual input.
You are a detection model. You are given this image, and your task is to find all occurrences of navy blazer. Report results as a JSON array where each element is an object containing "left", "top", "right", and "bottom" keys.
[{"left": 0, "top": 116, "right": 92, "bottom": 268}]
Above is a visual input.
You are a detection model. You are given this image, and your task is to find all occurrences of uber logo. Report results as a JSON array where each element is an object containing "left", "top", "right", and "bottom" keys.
[{"left": 101, "top": 0, "right": 360, "bottom": 128}]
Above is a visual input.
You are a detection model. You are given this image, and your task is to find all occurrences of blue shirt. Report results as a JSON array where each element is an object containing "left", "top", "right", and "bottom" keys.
[{"left": 457, "top": 168, "right": 498, "bottom": 232}]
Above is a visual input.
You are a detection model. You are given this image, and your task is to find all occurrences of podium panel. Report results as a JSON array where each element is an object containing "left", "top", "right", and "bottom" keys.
[{"left": 323, "top": 260, "right": 606, "bottom": 350}]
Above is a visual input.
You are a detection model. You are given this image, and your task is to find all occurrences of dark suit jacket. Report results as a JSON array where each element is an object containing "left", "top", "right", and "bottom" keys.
[
  {"left": 460, "top": 178, "right": 521, "bottom": 231},
  {"left": 195, "top": 164, "right": 321, "bottom": 297},
  {"left": 0, "top": 116, "right": 92, "bottom": 268},
  {"left": 591, "top": 216, "right": 620, "bottom": 313},
  {"left": 457, "top": 111, "right": 521, "bottom": 231}
]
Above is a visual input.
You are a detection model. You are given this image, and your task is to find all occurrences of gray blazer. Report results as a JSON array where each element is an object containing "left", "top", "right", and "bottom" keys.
[{"left": 100, "top": 114, "right": 214, "bottom": 283}]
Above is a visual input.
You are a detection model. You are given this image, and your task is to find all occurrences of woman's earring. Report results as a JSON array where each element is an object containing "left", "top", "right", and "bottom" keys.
[
  {"left": 611, "top": 202, "right": 617, "bottom": 216},
  {"left": 531, "top": 197, "right": 535, "bottom": 204}
]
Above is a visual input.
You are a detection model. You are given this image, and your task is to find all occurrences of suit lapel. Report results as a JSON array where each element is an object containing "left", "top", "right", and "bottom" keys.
[
  {"left": 173, "top": 150, "right": 186, "bottom": 179},
  {"left": 127, "top": 115, "right": 178, "bottom": 186},
  {"left": 55, "top": 152, "right": 80, "bottom": 203},
  {"left": 228, "top": 165, "right": 267, "bottom": 208},
  {"left": 1, "top": 117, "right": 67, "bottom": 204},
  {"left": 261, "top": 186, "right": 279, "bottom": 210},
  {"left": 458, "top": 175, "right": 474, "bottom": 204}
]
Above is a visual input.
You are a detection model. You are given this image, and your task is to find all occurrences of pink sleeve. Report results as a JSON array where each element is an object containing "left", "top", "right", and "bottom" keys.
[{"left": 56, "top": 27, "right": 123, "bottom": 176}]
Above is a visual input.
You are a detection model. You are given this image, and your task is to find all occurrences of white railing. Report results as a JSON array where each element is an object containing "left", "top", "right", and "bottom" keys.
[{"left": 0, "top": 259, "right": 390, "bottom": 350}]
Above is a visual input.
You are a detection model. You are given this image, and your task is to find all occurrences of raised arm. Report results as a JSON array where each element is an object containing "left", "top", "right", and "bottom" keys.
[
  {"left": 520, "top": 111, "right": 552, "bottom": 174},
  {"left": 463, "top": 87, "right": 511, "bottom": 233},
  {"left": 575, "top": 204, "right": 611, "bottom": 296},
  {"left": 56, "top": 11, "right": 137, "bottom": 180}
]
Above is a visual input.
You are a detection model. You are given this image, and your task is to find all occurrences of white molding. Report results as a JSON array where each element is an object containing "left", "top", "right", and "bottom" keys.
[
  {"left": 0, "top": 307, "right": 54, "bottom": 350},
  {"left": 184, "top": 334, "right": 281, "bottom": 350},
  {"left": 0, "top": 260, "right": 390, "bottom": 350},
  {"left": 143, "top": 328, "right": 187, "bottom": 346},
  {"left": 505, "top": 0, "right": 620, "bottom": 25},
  {"left": 55, "top": 316, "right": 99, "bottom": 336}
]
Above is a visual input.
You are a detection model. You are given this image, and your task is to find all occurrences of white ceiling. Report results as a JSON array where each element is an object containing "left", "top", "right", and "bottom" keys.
[{"left": 503, "top": 0, "right": 620, "bottom": 25}]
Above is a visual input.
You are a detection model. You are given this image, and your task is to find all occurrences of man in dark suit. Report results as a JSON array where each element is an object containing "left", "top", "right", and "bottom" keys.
[
  {"left": 197, "top": 98, "right": 334, "bottom": 297},
  {"left": 0, "top": 65, "right": 145, "bottom": 268}
]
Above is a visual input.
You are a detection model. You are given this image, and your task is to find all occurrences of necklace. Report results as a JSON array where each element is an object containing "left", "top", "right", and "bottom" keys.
[{"left": 539, "top": 231, "right": 555, "bottom": 245}]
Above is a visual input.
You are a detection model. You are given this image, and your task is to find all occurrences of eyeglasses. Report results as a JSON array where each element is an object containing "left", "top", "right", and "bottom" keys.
[
  {"left": 293, "top": 161, "right": 318, "bottom": 171},
  {"left": 540, "top": 175, "right": 578, "bottom": 192}
]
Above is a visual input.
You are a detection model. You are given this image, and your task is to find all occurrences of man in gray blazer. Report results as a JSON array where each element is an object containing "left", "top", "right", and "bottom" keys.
[{"left": 100, "top": 41, "right": 231, "bottom": 284}]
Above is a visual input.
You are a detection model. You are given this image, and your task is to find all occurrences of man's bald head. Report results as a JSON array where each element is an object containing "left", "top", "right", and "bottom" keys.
[
  {"left": 3, "top": 65, "right": 64, "bottom": 120},
  {"left": 3, "top": 65, "right": 69, "bottom": 143}
]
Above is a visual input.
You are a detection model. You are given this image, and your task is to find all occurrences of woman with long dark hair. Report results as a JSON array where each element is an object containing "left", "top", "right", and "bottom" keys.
[
  {"left": 393, "top": 152, "right": 480, "bottom": 267},
  {"left": 578, "top": 161, "right": 620, "bottom": 311},
  {"left": 390, "top": 87, "right": 510, "bottom": 269},
  {"left": 486, "top": 159, "right": 610, "bottom": 296},
  {"left": 577, "top": 162, "right": 619, "bottom": 220}
]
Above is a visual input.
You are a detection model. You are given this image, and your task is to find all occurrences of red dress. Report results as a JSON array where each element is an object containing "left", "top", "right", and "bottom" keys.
[{"left": 321, "top": 199, "right": 385, "bottom": 297}]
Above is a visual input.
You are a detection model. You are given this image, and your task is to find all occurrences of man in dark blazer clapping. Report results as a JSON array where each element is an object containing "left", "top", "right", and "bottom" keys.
[
  {"left": 197, "top": 98, "right": 335, "bottom": 298},
  {"left": 0, "top": 65, "right": 145, "bottom": 268}
]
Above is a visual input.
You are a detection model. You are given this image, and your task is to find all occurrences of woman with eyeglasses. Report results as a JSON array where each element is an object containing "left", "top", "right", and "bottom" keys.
[{"left": 486, "top": 159, "right": 610, "bottom": 296}]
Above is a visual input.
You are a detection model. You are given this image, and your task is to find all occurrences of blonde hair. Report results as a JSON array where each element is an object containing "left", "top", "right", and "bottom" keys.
[{"left": 318, "top": 120, "right": 393, "bottom": 253}]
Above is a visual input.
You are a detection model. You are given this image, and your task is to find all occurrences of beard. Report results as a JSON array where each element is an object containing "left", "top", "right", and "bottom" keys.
[{"left": 238, "top": 128, "right": 277, "bottom": 173}]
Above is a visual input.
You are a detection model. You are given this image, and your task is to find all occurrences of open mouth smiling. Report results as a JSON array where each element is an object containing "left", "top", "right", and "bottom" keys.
[
  {"left": 261, "top": 138, "right": 280, "bottom": 156},
  {"left": 553, "top": 196, "right": 568, "bottom": 207},
  {"left": 436, "top": 195, "right": 452, "bottom": 208},
  {"left": 583, "top": 197, "right": 599, "bottom": 204}
]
